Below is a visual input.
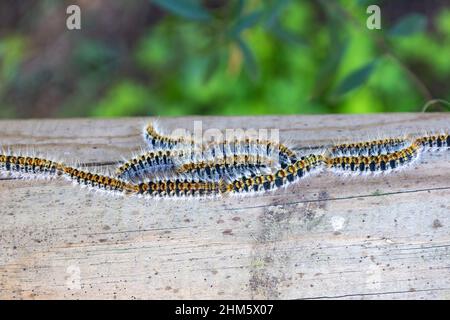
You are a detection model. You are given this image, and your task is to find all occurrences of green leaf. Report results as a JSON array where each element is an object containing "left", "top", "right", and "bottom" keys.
[
  {"left": 389, "top": 13, "right": 427, "bottom": 37},
  {"left": 270, "top": 23, "right": 307, "bottom": 46},
  {"left": 311, "top": 39, "right": 348, "bottom": 99},
  {"left": 202, "top": 51, "right": 221, "bottom": 83},
  {"left": 230, "top": 11, "right": 263, "bottom": 36},
  {"left": 236, "top": 38, "right": 259, "bottom": 81},
  {"left": 152, "top": 0, "right": 212, "bottom": 21},
  {"left": 356, "top": 0, "right": 375, "bottom": 6},
  {"left": 233, "top": 0, "right": 245, "bottom": 16},
  {"left": 0, "top": 36, "right": 26, "bottom": 81},
  {"left": 265, "top": 0, "right": 291, "bottom": 29},
  {"left": 333, "top": 61, "right": 377, "bottom": 96}
]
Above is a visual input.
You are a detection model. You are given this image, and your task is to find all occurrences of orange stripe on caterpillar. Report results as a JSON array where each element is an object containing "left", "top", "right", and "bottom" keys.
[
  {"left": 62, "top": 166, "right": 138, "bottom": 194},
  {"left": 414, "top": 133, "right": 449, "bottom": 150},
  {"left": 137, "top": 179, "right": 225, "bottom": 197},
  {"left": 327, "top": 143, "right": 420, "bottom": 174},
  {"left": 0, "top": 153, "right": 64, "bottom": 178},
  {"left": 224, "top": 154, "right": 325, "bottom": 194},
  {"left": 329, "top": 137, "right": 411, "bottom": 157},
  {"left": 143, "top": 122, "right": 297, "bottom": 167},
  {"left": 205, "top": 138, "right": 297, "bottom": 168},
  {"left": 116, "top": 149, "right": 184, "bottom": 181},
  {"left": 143, "top": 122, "right": 194, "bottom": 150}
]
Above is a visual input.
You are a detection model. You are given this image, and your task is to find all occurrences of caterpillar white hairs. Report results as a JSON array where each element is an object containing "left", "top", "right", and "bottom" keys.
[
  {"left": 223, "top": 154, "right": 326, "bottom": 195},
  {"left": 116, "top": 148, "right": 184, "bottom": 182},
  {"left": 0, "top": 148, "right": 64, "bottom": 180},
  {"left": 413, "top": 132, "right": 449, "bottom": 151},
  {"left": 327, "top": 143, "right": 421, "bottom": 176},
  {"left": 121, "top": 122, "right": 298, "bottom": 183},
  {"left": 62, "top": 165, "right": 139, "bottom": 195},
  {"left": 328, "top": 137, "right": 412, "bottom": 157},
  {"left": 0, "top": 123, "right": 449, "bottom": 199},
  {"left": 143, "top": 121, "right": 194, "bottom": 150},
  {"left": 173, "top": 139, "right": 280, "bottom": 181}
]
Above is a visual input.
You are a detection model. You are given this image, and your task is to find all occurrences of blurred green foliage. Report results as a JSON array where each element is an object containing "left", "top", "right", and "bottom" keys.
[{"left": 0, "top": 0, "right": 449, "bottom": 118}]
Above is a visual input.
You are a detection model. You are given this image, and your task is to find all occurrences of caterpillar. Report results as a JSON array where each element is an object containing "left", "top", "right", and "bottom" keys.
[
  {"left": 327, "top": 143, "right": 420, "bottom": 175},
  {"left": 0, "top": 151, "right": 137, "bottom": 192},
  {"left": 328, "top": 133, "right": 449, "bottom": 158},
  {"left": 136, "top": 154, "right": 325, "bottom": 197},
  {"left": 143, "top": 122, "right": 194, "bottom": 150},
  {"left": 115, "top": 149, "right": 183, "bottom": 181},
  {"left": 119, "top": 127, "right": 291, "bottom": 182},
  {"left": 176, "top": 159, "right": 273, "bottom": 182},
  {"left": 414, "top": 133, "right": 449, "bottom": 151},
  {"left": 143, "top": 121, "right": 297, "bottom": 165},
  {"left": 1, "top": 123, "right": 449, "bottom": 199},
  {"left": 115, "top": 141, "right": 279, "bottom": 182},
  {"left": 328, "top": 137, "right": 411, "bottom": 157},
  {"left": 137, "top": 178, "right": 225, "bottom": 198},
  {"left": 62, "top": 166, "right": 139, "bottom": 194},
  {"left": 63, "top": 166, "right": 138, "bottom": 193},
  {"left": 173, "top": 141, "right": 280, "bottom": 181},
  {"left": 0, "top": 153, "right": 64, "bottom": 179},
  {"left": 223, "top": 154, "right": 326, "bottom": 194},
  {"left": 206, "top": 138, "right": 297, "bottom": 168}
]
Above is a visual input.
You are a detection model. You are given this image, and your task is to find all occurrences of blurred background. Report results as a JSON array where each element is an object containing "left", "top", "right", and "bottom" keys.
[{"left": 0, "top": 0, "right": 449, "bottom": 118}]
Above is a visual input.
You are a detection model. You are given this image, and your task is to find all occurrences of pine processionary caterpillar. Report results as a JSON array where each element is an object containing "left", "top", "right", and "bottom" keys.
[
  {"left": 1, "top": 123, "right": 449, "bottom": 199},
  {"left": 176, "top": 160, "right": 272, "bottom": 182},
  {"left": 0, "top": 151, "right": 139, "bottom": 194},
  {"left": 0, "top": 153, "right": 64, "bottom": 179},
  {"left": 115, "top": 149, "right": 183, "bottom": 181},
  {"left": 118, "top": 133, "right": 287, "bottom": 182},
  {"left": 135, "top": 154, "right": 325, "bottom": 197},
  {"left": 144, "top": 122, "right": 193, "bottom": 150},
  {"left": 414, "top": 133, "right": 449, "bottom": 151},
  {"left": 173, "top": 141, "right": 280, "bottom": 181},
  {"left": 327, "top": 143, "right": 420, "bottom": 175},
  {"left": 144, "top": 121, "right": 296, "bottom": 165},
  {"left": 116, "top": 142, "right": 278, "bottom": 183},
  {"left": 223, "top": 154, "right": 326, "bottom": 194},
  {"left": 137, "top": 179, "right": 225, "bottom": 197},
  {"left": 62, "top": 166, "right": 139, "bottom": 194},
  {"left": 207, "top": 138, "right": 297, "bottom": 168},
  {"left": 328, "top": 138, "right": 411, "bottom": 157}
]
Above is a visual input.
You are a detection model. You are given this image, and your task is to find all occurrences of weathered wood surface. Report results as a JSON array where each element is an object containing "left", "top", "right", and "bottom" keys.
[{"left": 0, "top": 113, "right": 449, "bottom": 300}]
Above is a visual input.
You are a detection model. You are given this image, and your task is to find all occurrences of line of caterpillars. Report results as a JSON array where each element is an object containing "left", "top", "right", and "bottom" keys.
[{"left": 0, "top": 123, "right": 449, "bottom": 198}]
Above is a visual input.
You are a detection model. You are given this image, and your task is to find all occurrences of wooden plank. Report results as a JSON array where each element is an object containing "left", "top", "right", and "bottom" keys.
[{"left": 0, "top": 113, "right": 449, "bottom": 300}]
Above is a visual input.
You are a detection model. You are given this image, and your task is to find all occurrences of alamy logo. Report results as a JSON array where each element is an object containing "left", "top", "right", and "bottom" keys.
[
  {"left": 66, "top": 5, "right": 81, "bottom": 30},
  {"left": 366, "top": 5, "right": 381, "bottom": 30}
]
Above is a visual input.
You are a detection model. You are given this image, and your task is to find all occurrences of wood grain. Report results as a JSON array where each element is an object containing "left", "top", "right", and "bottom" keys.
[{"left": 0, "top": 114, "right": 449, "bottom": 300}]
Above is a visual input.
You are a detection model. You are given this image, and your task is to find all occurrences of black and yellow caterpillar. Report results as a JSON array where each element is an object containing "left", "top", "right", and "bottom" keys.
[{"left": 1, "top": 124, "right": 448, "bottom": 198}]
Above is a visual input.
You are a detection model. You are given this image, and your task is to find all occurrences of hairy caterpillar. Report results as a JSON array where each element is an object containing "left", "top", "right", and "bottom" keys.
[
  {"left": 1, "top": 123, "right": 449, "bottom": 199},
  {"left": 120, "top": 124, "right": 294, "bottom": 182},
  {"left": 116, "top": 142, "right": 278, "bottom": 183},
  {"left": 62, "top": 166, "right": 138, "bottom": 194},
  {"left": 327, "top": 143, "right": 420, "bottom": 175},
  {"left": 173, "top": 140, "right": 280, "bottom": 181},
  {"left": 0, "top": 153, "right": 64, "bottom": 179},
  {"left": 116, "top": 149, "right": 183, "bottom": 181},
  {"left": 206, "top": 138, "right": 297, "bottom": 168},
  {"left": 223, "top": 154, "right": 325, "bottom": 194},
  {"left": 143, "top": 121, "right": 296, "bottom": 165},
  {"left": 137, "top": 178, "right": 225, "bottom": 197},
  {"left": 414, "top": 133, "right": 449, "bottom": 151},
  {"left": 143, "top": 122, "right": 193, "bottom": 150},
  {"left": 176, "top": 160, "right": 272, "bottom": 182},
  {"left": 329, "top": 137, "right": 411, "bottom": 157},
  {"left": 135, "top": 154, "right": 324, "bottom": 197}
]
